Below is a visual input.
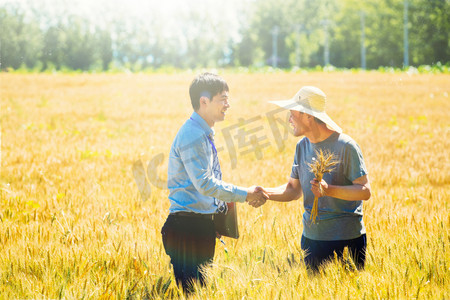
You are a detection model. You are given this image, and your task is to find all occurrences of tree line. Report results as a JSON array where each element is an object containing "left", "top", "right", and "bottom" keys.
[{"left": 0, "top": 0, "right": 448, "bottom": 71}]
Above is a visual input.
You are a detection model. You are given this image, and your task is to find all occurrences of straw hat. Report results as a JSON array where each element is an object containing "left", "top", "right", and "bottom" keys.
[{"left": 269, "top": 86, "right": 342, "bottom": 133}]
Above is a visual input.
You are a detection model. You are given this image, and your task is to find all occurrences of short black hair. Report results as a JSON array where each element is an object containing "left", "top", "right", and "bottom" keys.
[{"left": 189, "top": 72, "right": 229, "bottom": 111}]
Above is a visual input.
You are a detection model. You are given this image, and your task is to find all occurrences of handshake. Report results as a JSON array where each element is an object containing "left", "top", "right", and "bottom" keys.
[{"left": 245, "top": 186, "right": 269, "bottom": 208}]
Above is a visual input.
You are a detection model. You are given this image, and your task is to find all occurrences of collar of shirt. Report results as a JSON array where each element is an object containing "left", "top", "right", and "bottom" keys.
[{"left": 190, "top": 111, "right": 215, "bottom": 140}]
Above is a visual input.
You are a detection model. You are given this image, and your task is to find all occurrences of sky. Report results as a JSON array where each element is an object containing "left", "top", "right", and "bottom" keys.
[
  {"left": 0, "top": 0, "right": 248, "bottom": 46},
  {"left": 0, "top": 0, "right": 246, "bottom": 28}
]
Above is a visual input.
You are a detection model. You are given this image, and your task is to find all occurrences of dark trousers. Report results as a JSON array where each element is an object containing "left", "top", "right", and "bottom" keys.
[
  {"left": 301, "top": 234, "right": 367, "bottom": 272},
  {"left": 161, "top": 214, "right": 216, "bottom": 292}
]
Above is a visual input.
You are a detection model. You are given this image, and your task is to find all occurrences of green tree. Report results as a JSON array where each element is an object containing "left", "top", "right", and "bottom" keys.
[
  {"left": 248, "top": 0, "right": 291, "bottom": 67},
  {"left": 329, "top": 0, "right": 364, "bottom": 68},
  {"left": 177, "top": 8, "right": 234, "bottom": 68},
  {"left": 1, "top": 0, "right": 448, "bottom": 71},
  {"left": 233, "top": 31, "right": 258, "bottom": 66},
  {"left": 292, "top": 0, "right": 337, "bottom": 67},
  {"left": 96, "top": 29, "right": 113, "bottom": 71},
  {"left": 364, "top": 0, "right": 405, "bottom": 68},
  {"left": 41, "top": 25, "right": 66, "bottom": 70},
  {"left": 238, "top": 0, "right": 337, "bottom": 68},
  {"left": 230, "top": 2, "right": 257, "bottom": 67},
  {"left": 62, "top": 16, "right": 98, "bottom": 70},
  {"left": 409, "top": 0, "right": 449, "bottom": 65},
  {"left": 0, "top": 7, "right": 43, "bottom": 70}
]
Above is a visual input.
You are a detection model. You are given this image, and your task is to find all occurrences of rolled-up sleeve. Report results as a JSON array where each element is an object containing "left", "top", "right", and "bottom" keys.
[{"left": 178, "top": 135, "right": 247, "bottom": 203}]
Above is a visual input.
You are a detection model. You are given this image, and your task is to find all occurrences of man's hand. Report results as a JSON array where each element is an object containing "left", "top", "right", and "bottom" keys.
[
  {"left": 246, "top": 186, "right": 268, "bottom": 208},
  {"left": 310, "top": 178, "right": 328, "bottom": 198}
]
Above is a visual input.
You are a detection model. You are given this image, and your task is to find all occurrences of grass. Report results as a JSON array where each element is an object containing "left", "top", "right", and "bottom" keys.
[{"left": 0, "top": 71, "right": 449, "bottom": 299}]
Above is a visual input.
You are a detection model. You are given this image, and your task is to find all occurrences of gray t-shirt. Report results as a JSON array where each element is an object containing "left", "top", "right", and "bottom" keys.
[{"left": 291, "top": 132, "right": 368, "bottom": 241}]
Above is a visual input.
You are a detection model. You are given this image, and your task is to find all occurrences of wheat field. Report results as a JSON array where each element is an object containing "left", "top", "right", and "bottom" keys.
[{"left": 0, "top": 71, "right": 449, "bottom": 299}]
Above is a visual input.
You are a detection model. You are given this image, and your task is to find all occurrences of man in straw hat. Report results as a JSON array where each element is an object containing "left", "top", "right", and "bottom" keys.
[
  {"left": 260, "top": 86, "right": 371, "bottom": 272},
  {"left": 162, "top": 72, "right": 268, "bottom": 293}
]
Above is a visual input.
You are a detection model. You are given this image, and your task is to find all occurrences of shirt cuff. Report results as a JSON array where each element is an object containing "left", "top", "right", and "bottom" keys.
[{"left": 233, "top": 186, "right": 248, "bottom": 203}]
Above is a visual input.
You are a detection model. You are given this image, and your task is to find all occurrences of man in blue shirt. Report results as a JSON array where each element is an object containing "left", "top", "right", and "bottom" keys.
[
  {"left": 161, "top": 73, "right": 267, "bottom": 292},
  {"left": 262, "top": 86, "right": 371, "bottom": 272}
]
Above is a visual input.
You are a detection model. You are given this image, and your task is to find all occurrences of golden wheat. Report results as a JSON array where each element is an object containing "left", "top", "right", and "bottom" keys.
[
  {"left": 0, "top": 71, "right": 449, "bottom": 299},
  {"left": 307, "top": 149, "right": 339, "bottom": 223}
]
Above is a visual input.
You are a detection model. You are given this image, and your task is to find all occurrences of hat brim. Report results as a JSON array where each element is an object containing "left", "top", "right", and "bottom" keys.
[{"left": 269, "top": 99, "right": 343, "bottom": 133}]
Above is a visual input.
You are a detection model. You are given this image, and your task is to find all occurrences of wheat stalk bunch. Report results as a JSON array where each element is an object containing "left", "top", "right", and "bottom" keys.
[{"left": 307, "top": 149, "right": 339, "bottom": 224}]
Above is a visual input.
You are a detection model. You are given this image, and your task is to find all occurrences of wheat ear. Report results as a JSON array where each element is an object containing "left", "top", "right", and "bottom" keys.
[{"left": 307, "top": 149, "right": 338, "bottom": 224}]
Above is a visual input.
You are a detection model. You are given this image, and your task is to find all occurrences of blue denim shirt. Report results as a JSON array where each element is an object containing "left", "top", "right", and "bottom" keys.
[{"left": 167, "top": 112, "right": 247, "bottom": 214}]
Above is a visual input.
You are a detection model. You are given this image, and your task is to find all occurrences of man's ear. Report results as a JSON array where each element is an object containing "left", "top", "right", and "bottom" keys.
[{"left": 199, "top": 96, "right": 210, "bottom": 106}]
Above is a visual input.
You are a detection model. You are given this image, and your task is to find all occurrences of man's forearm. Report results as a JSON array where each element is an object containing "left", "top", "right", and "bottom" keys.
[
  {"left": 324, "top": 184, "right": 371, "bottom": 201},
  {"left": 266, "top": 184, "right": 301, "bottom": 202}
]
